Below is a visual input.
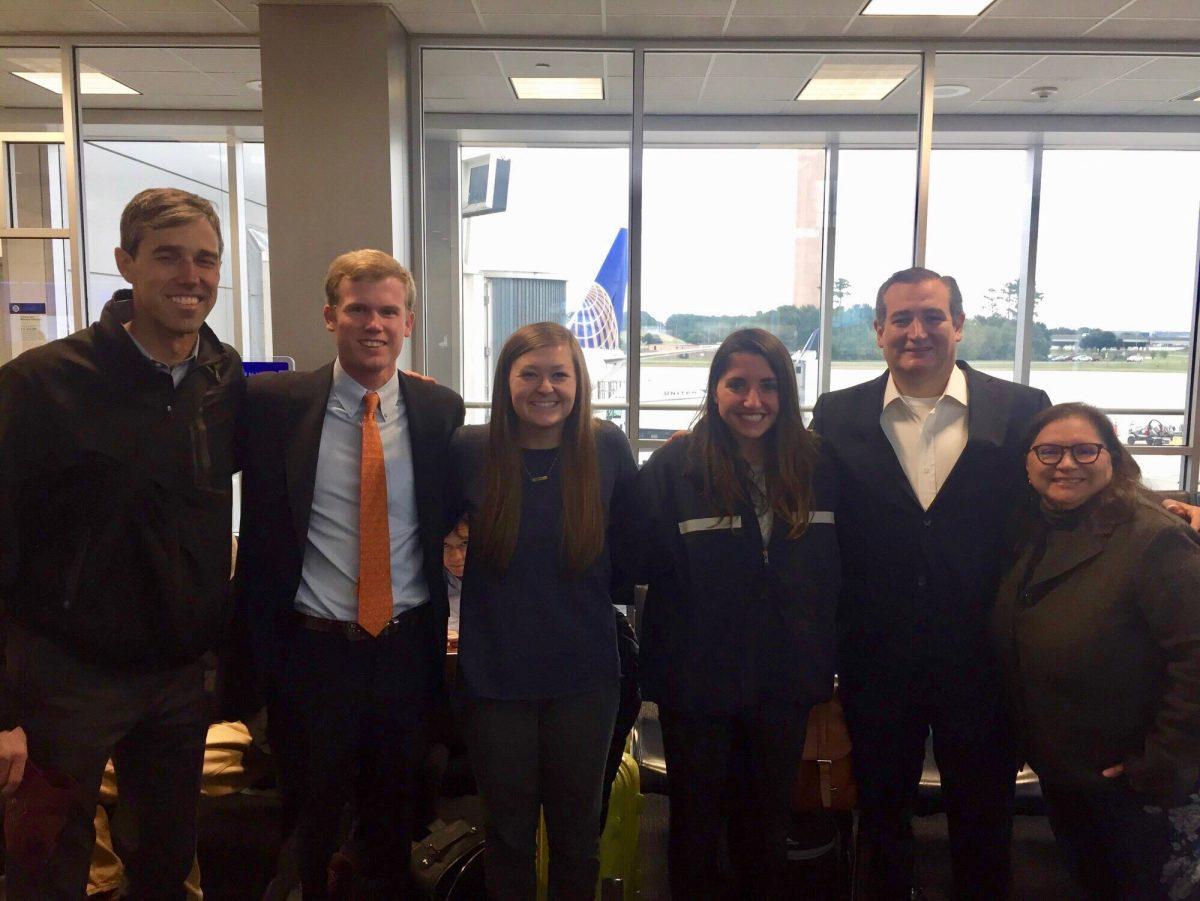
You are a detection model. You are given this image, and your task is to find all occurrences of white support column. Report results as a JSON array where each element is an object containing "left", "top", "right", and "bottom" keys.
[
  {"left": 912, "top": 50, "right": 935, "bottom": 268},
  {"left": 59, "top": 44, "right": 87, "bottom": 330},
  {"left": 818, "top": 143, "right": 839, "bottom": 411},
  {"left": 627, "top": 47, "right": 644, "bottom": 449},
  {"left": 1014, "top": 144, "right": 1043, "bottom": 385},
  {"left": 226, "top": 137, "right": 250, "bottom": 356}
]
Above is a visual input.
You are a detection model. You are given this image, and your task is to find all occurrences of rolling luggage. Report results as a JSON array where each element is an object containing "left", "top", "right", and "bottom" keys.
[{"left": 536, "top": 750, "right": 644, "bottom": 900}]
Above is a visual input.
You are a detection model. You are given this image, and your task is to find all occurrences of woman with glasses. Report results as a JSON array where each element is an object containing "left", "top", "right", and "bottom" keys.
[{"left": 992, "top": 401, "right": 1200, "bottom": 899}]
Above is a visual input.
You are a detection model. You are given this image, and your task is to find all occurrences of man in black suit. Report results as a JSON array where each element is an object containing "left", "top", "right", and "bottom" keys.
[
  {"left": 811, "top": 267, "right": 1049, "bottom": 899},
  {"left": 235, "top": 249, "right": 463, "bottom": 897}
]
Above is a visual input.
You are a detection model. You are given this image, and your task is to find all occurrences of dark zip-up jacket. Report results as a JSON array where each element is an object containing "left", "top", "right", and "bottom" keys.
[
  {"left": 635, "top": 435, "right": 841, "bottom": 715},
  {"left": 0, "top": 292, "right": 244, "bottom": 689}
]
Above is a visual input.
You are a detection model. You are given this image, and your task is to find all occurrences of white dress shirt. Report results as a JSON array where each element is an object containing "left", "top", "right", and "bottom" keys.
[
  {"left": 294, "top": 359, "right": 429, "bottom": 621},
  {"left": 879, "top": 365, "right": 969, "bottom": 511}
]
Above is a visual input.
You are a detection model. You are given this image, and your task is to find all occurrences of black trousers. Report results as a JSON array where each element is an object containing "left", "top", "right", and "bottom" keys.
[
  {"left": 4, "top": 623, "right": 208, "bottom": 900},
  {"left": 658, "top": 706, "right": 810, "bottom": 901},
  {"left": 1042, "top": 778, "right": 1200, "bottom": 900},
  {"left": 268, "top": 603, "right": 441, "bottom": 900},
  {"left": 461, "top": 682, "right": 619, "bottom": 901},
  {"left": 843, "top": 679, "right": 1014, "bottom": 900}
]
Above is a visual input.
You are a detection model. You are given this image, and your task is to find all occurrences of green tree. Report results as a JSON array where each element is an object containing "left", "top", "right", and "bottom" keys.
[
  {"left": 1080, "top": 330, "right": 1121, "bottom": 351},
  {"left": 642, "top": 332, "right": 663, "bottom": 345},
  {"left": 982, "top": 279, "right": 1044, "bottom": 320}
]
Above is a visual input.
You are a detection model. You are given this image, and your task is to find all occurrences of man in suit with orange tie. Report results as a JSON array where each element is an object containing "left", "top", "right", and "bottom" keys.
[{"left": 235, "top": 250, "right": 463, "bottom": 897}]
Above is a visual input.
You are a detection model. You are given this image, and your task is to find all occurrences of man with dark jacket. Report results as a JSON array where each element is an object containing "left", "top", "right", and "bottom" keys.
[
  {"left": 235, "top": 250, "right": 463, "bottom": 898},
  {"left": 0, "top": 188, "right": 244, "bottom": 897}
]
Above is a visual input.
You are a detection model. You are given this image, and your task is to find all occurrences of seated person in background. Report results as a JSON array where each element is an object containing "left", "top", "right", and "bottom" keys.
[
  {"left": 992, "top": 402, "right": 1200, "bottom": 900},
  {"left": 443, "top": 520, "right": 468, "bottom": 650}
]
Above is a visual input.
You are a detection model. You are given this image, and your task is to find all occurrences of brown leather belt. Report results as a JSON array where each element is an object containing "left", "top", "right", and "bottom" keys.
[{"left": 291, "top": 609, "right": 411, "bottom": 641}]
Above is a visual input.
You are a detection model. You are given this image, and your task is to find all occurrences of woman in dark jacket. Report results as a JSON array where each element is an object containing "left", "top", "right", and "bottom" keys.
[
  {"left": 993, "top": 402, "right": 1200, "bottom": 900},
  {"left": 450, "top": 322, "right": 637, "bottom": 901},
  {"left": 637, "top": 328, "right": 840, "bottom": 900}
]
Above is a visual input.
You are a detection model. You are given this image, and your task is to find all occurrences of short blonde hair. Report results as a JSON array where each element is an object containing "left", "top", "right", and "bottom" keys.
[{"left": 324, "top": 249, "right": 416, "bottom": 311}]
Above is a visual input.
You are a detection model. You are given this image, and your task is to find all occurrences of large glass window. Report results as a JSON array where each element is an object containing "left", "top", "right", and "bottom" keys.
[
  {"left": 421, "top": 48, "right": 632, "bottom": 429},
  {"left": 76, "top": 47, "right": 267, "bottom": 354}
]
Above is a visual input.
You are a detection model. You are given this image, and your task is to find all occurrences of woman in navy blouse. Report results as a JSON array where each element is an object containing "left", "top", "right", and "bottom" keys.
[{"left": 450, "top": 321, "right": 637, "bottom": 900}]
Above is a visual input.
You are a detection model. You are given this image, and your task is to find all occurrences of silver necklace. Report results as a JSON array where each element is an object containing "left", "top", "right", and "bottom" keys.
[{"left": 522, "top": 450, "right": 560, "bottom": 483}]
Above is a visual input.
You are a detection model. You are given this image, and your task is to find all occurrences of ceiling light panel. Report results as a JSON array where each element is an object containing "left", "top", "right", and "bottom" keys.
[
  {"left": 11, "top": 70, "right": 139, "bottom": 95},
  {"left": 861, "top": 0, "right": 994, "bottom": 15},
  {"left": 510, "top": 77, "right": 604, "bottom": 100},
  {"left": 797, "top": 63, "right": 914, "bottom": 101}
]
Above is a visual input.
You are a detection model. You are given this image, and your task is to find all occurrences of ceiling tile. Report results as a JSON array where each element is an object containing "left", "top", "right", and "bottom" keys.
[
  {"left": 1018, "top": 55, "right": 1146, "bottom": 79},
  {"left": 645, "top": 53, "right": 714, "bottom": 76},
  {"left": 644, "top": 75, "right": 705, "bottom": 102},
  {"left": 709, "top": 53, "right": 822, "bottom": 77},
  {"left": 97, "top": 10, "right": 249, "bottom": 31},
  {"left": 735, "top": 0, "right": 863, "bottom": 12},
  {"left": 723, "top": 15, "right": 855, "bottom": 36},
  {"left": 476, "top": 0, "right": 598, "bottom": 10},
  {"left": 1079, "top": 78, "right": 1200, "bottom": 102},
  {"left": 231, "top": 7, "right": 257, "bottom": 29},
  {"left": 985, "top": 0, "right": 1127, "bottom": 15},
  {"left": 0, "top": 9, "right": 128, "bottom": 31},
  {"left": 1116, "top": 0, "right": 1200, "bottom": 17},
  {"left": 982, "top": 77, "right": 1111, "bottom": 102},
  {"left": 1087, "top": 18, "right": 1200, "bottom": 38},
  {"left": 113, "top": 70, "right": 229, "bottom": 94},
  {"left": 422, "top": 75, "right": 515, "bottom": 101},
  {"left": 605, "top": 14, "right": 730, "bottom": 37},
  {"left": 844, "top": 15, "right": 975, "bottom": 36},
  {"left": 77, "top": 48, "right": 196, "bottom": 72},
  {"left": 1125, "top": 57, "right": 1200, "bottom": 80},
  {"left": 92, "top": 0, "right": 224, "bottom": 12},
  {"left": 963, "top": 16, "right": 1104, "bottom": 36},
  {"left": 702, "top": 75, "right": 807, "bottom": 102},
  {"left": 391, "top": 0, "right": 479, "bottom": 13},
  {"left": 393, "top": 12, "right": 486, "bottom": 33},
  {"left": 1054, "top": 100, "right": 1160, "bottom": 114},
  {"left": 493, "top": 50, "right": 608, "bottom": 76},
  {"left": 480, "top": 13, "right": 604, "bottom": 35},
  {"left": 420, "top": 50, "right": 503, "bottom": 77},
  {"left": 932, "top": 76, "right": 1013, "bottom": 101},
  {"left": 170, "top": 48, "right": 262, "bottom": 75},
  {"left": 607, "top": 0, "right": 731, "bottom": 12},
  {"left": 933, "top": 53, "right": 1043, "bottom": 77}
]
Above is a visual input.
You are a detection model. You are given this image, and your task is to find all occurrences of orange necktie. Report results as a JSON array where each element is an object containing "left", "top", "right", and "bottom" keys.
[{"left": 357, "top": 391, "right": 392, "bottom": 637}]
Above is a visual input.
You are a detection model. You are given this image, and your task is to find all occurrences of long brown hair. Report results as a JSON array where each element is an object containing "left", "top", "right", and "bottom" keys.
[
  {"left": 688, "top": 328, "right": 819, "bottom": 539},
  {"left": 1021, "top": 402, "right": 1157, "bottom": 534},
  {"left": 476, "top": 322, "right": 604, "bottom": 576}
]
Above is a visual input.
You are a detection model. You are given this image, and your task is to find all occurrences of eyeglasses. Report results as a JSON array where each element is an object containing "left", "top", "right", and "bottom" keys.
[{"left": 1029, "top": 443, "right": 1105, "bottom": 465}]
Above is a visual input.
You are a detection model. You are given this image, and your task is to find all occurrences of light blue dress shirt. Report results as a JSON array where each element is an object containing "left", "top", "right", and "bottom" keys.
[{"left": 294, "top": 359, "right": 429, "bottom": 621}]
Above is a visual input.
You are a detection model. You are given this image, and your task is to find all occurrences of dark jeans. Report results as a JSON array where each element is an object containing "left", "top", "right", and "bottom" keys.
[
  {"left": 4, "top": 623, "right": 208, "bottom": 900},
  {"left": 268, "top": 603, "right": 441, "bottom": 900},
  {"left": 658, "top": 706, "right": 810, "bottom": 901},
  {"left": 461, "top": 682, "right": 620, "bottom": 901},
  {"left": 843, "top": 680, "right": 1014, "bottom": 900},
  {"left": 1042, "top": 778, "right": 1200, "bottom": 900}
]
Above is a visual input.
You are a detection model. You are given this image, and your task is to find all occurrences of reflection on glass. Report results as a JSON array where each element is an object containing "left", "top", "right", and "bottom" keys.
[
  {"left": 1, "top": 238, "right": 73, "bottom": 362},
  {"left": 7, "top": 143, "right": 67, "bottom": 229},
  {"left": 1033, "top": 150, "right": 1200, "bottom": 417},
  {"left": 926, "top": 150, "right": 1028, "bottom": 378},
  {"left": 0, "top": 47, "right": 62, "bottom": 131},
  {"left": 830, "top": 149, "right": 917, "bottom": 391}
]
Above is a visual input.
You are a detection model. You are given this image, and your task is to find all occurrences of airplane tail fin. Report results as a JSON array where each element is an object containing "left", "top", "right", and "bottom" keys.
[{"left": 568, "top": 228, "right": 628, "bottom": 350}]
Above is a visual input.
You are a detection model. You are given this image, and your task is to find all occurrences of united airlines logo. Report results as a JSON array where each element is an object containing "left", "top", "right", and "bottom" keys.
[
  {"left": 568, "top": 283, "right": 620, "bottom": 350},
  {"left": 568, "top": 228, "right": 628, "bottom": 352}
]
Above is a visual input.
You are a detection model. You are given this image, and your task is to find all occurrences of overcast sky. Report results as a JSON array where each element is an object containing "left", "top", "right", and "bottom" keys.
[{"left": 463, "top": 145, "right": 1200, "bottom": 334}]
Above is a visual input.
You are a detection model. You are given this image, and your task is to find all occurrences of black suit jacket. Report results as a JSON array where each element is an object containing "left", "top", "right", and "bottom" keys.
[
  {"left": 231, "top": 364, "right": 464, "bottom": 707},
  {"left": 810, "top": 361, "right": 1050, "bottom": 697}
]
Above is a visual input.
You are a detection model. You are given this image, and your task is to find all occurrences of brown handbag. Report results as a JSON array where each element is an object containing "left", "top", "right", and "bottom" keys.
[{"left": 794, "top": 688, "right": 857, "bottom": 811}]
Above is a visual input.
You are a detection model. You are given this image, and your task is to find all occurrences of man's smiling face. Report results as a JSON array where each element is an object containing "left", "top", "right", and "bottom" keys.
[{"left": 324, "top": 276, "right": 414, "bottom": 391}]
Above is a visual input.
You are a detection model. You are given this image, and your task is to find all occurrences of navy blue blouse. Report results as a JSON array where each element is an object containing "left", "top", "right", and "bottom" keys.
[{"left": 449, "top": 420, "right": 637, "bottom": 700}]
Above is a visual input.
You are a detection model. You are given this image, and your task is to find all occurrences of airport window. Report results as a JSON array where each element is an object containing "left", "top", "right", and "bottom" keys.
[
  {"left": 418, "top": 45, "right": 1200, "bottom": 489},
  {"left": 419, "top": 48, "right": 632, "bottom": 434},
  {"left": 76, "top": 47, "right": 268, "bottom": 357}
]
